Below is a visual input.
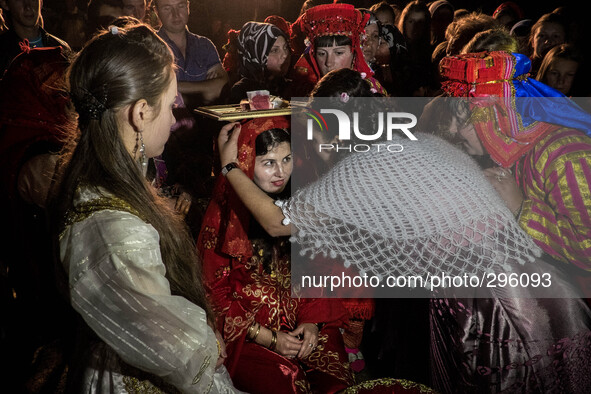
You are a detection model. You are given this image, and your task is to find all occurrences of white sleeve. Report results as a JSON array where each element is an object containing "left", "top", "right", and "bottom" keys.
[
  {"left": 60, "top": 209, "right": 235, "bottom": 393},
  {"left": 274, "top": 199, "right": 292, "bottom": 225}
]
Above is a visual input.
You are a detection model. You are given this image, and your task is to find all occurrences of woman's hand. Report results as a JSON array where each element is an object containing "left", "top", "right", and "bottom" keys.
[
  {"left": 289, "top": 323, "right": 319, "bottom": 359},
  {"left": 218, "top": 122, "right": 241, "bottom": 167},
  {"left": 173, "top": 191, "right": 192, "bottom": 216},
  {"left": 162, "top": 184, "right": 191, "bottom": 217},
  {"left": 483, "top": 167, "right": 523, "bottom": 216},
  {"left": 274, "top": 330, "right": 303, "bottom": 358},
  {"left": 214, "top": 329, "right": 227, "bottom": 369}
]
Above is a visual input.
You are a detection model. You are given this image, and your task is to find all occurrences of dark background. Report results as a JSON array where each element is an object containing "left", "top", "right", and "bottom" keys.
[{"left": 187, "top": 0, "right": 580, "bottom": 34}]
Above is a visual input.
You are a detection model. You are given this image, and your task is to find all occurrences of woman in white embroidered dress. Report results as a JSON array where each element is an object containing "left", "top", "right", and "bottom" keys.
[{"left": 50, "top": 23, "right": 242, "bottom": 393}]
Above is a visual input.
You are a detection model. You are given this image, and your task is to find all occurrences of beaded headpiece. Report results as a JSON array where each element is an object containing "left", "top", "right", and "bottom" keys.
[
  {"left": 297, "top": 3, "right": 373, "bottom": 79},
  {"left": 299, "top": 3, "right": 368, "bottom": 44}
]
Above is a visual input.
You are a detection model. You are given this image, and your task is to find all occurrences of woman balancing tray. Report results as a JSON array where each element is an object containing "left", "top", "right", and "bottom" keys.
[{"left": 194, "top": 95, "right": 305, "bottom": 121}]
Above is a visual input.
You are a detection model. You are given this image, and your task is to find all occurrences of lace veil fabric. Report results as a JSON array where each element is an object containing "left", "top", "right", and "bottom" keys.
[
  {"left": 280, "top": 134, "right": 541, "bottom": 281},
  {"left": 278, "top": 134, "right": 591, "bottom": 391}
]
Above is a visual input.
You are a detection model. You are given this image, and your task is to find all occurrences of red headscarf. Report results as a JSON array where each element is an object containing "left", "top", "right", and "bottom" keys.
[
  {"left": 222, "top": 29, "right": 240, "bottom": 76},
  {"left": 199, "top": 116, "right": 291, "bottom": 265},
  {"left": 492, "top": 2, "right": 525, "bottom": 20},
  {"left": 264, "top": 15, "right": 291, "bottom": 37}
]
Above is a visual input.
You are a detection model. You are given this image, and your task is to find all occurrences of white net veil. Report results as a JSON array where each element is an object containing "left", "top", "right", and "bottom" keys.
[{"left": 279, "top": 134, "right": 542, "bottom": 280}]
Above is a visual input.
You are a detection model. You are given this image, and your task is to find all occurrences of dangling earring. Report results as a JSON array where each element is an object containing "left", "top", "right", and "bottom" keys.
[{"left": 133, "top": 131, "right": 148, "bottom": 177}]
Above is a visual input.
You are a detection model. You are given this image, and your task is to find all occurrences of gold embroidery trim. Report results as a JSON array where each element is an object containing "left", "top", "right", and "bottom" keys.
[
  {"left": 343, "top": 377, "right": 437, "bottom": 393},
  {"left": 121, "top": 376, "right": 165, "bottom": 393},
  {"left": 294, "top": 378, "right": 311, "bottom": 393},
  {"left": 60, "top": 194, "right": 143, "bottom": 239},
  {"left": 192, "top": 355, "right": 211, "bottom": 385}
]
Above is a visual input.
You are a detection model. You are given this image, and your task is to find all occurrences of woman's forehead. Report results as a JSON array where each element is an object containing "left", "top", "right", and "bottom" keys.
[{"left": 317, "top": 42, "right": 351, "bottom": 49}]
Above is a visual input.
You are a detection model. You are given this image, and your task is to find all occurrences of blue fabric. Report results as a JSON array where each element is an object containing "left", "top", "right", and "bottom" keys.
[
  {"left": 157, "top": 28, "right": 221, "bottom": 82},
  {"left": 510, "top": 53, "right": 591, "bottom": 137}
]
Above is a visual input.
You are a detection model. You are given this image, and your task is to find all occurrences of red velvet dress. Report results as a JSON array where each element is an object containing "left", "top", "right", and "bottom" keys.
[{"left": 197, "top": 117, "right": 354, "bottom": 393}]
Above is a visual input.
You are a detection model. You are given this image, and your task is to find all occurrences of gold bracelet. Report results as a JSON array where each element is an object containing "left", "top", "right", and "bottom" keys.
[
  {"left": 268, "top": 329, "right": 278, "bottom": 351},
  {"left": 246, "top": 323, "right": 256, "bottom": 339},
  {"left": 252, "top": 323, "right": 261, "bottom": 341},
  {"left": 216, "top": 339, "right": 221, "bottom": 356},
  {"left": 247, "top": 322, "right": 261, "bottom": 341}
]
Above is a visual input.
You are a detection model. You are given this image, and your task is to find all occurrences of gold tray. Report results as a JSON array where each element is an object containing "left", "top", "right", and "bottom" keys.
[
  {"left": 193, "top": 104, "right": 290, "bottom": 121},
  {"left": 194, "top": 100, "right": 308, "bottom": 121}
]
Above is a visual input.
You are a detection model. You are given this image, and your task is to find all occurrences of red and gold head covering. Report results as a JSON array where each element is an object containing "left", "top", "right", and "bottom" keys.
[
  {"left": 299, "top": 3, "right": 368, "bottom": 46},
  {"left": 294, "top": 3, "right": 373, "bottom": 86},
  {"left": 439, "top": 51, "right": 524, "bottom": 97},
  {"left": 439, "top": 51, "right": 564, "bottom": 167},
  {"left": 198, "top": 116, "right": 290, "bottom": 261},
  {"left": 264, "top": 15, "right": 291, "bottom": 37}
]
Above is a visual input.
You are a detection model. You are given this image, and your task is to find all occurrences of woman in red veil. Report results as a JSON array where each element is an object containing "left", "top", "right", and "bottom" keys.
[
  {"left": 197, "top": 116, "right": 354, "bottom": 393},
  {"left": 291, "top": 3, "right": 387, "bottom": 97}
]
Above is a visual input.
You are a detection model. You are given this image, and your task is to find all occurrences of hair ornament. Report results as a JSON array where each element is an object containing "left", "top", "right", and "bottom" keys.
[
  {"left": 360, "top": 72, "right": 367, "bottom": 79},
  {"left": 72, "top": 85, "right": 108, "bottom": 124},
  {"left": 109, "top": 25, "right": 119, "bottom": 35},
  {"left": 340, "top": 92, "right": 350, "bottom": 103}
]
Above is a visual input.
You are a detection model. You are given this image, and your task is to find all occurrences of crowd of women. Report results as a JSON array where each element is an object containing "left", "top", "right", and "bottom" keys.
[{"left": 1, "top": 1, "right": 591, "bottom": 393}]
